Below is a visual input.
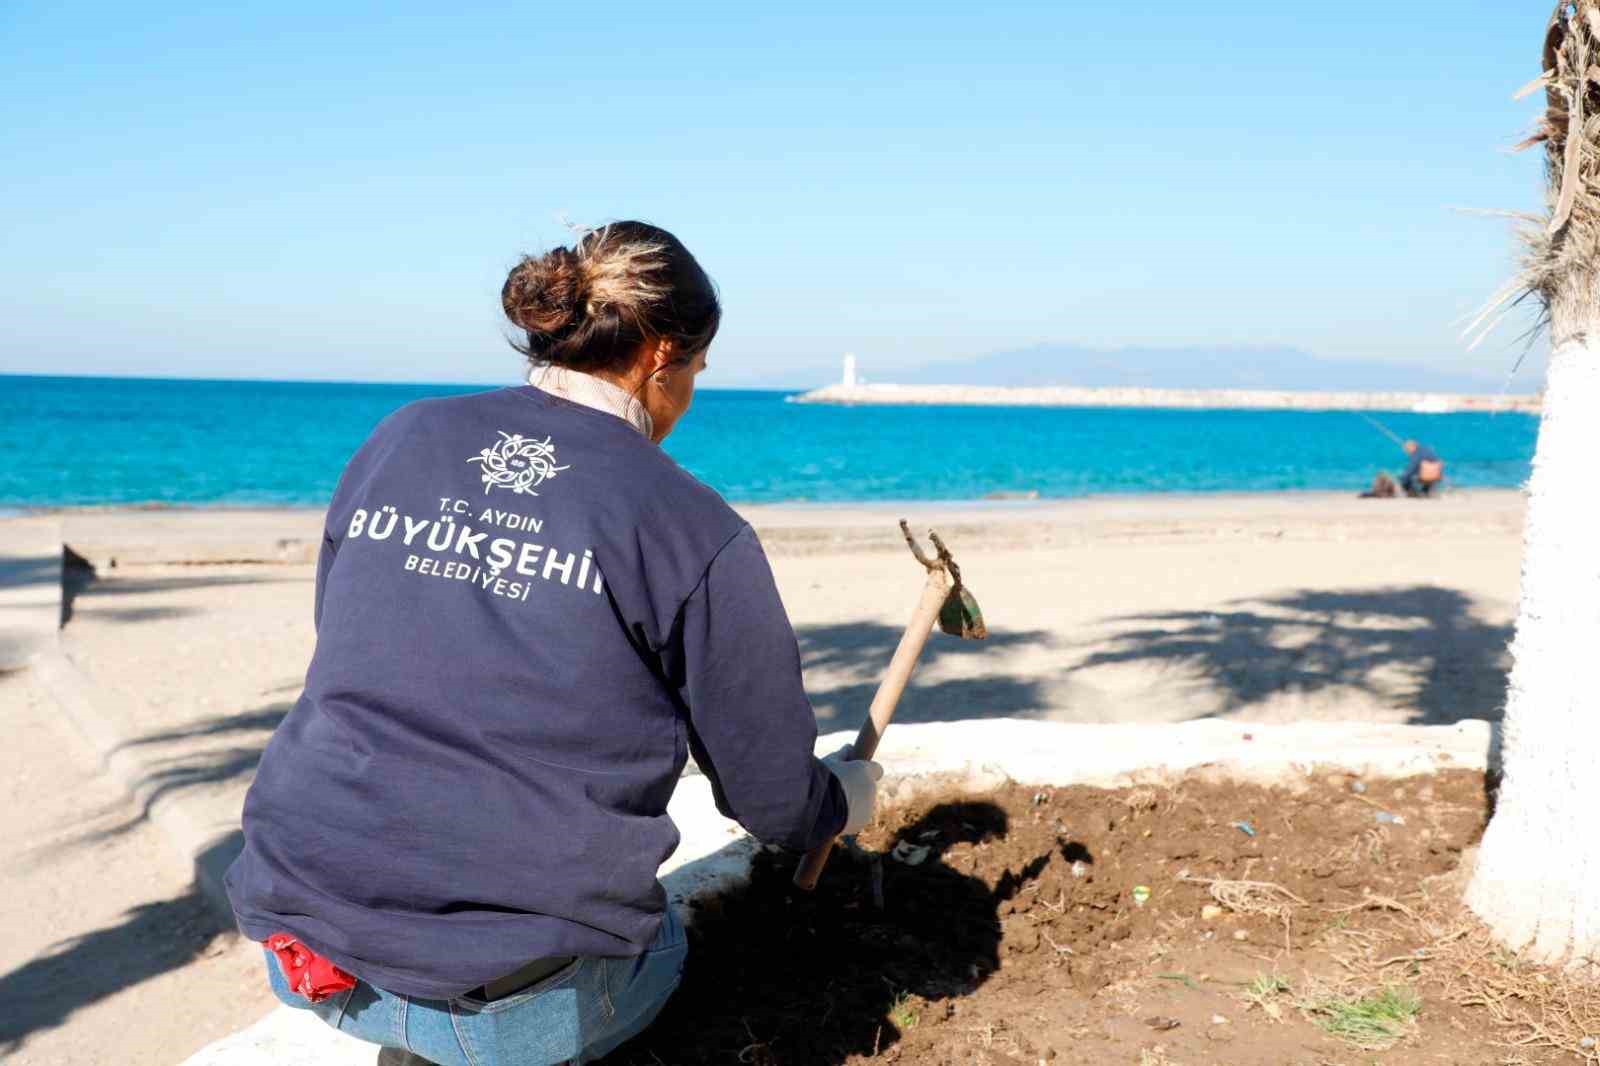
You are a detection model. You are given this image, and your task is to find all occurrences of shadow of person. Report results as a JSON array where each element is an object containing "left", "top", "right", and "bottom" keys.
[{"left": 608, "top": 800, "right": 1050, "bottom": 1065}]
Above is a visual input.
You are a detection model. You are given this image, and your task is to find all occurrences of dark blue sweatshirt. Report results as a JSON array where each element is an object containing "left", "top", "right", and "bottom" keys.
[
  {"left": 1400, "top": 443, "right": 1440, "bottom": 482},
  {"left": 225, "top": 385, "right": 846, "bottom": 999}
]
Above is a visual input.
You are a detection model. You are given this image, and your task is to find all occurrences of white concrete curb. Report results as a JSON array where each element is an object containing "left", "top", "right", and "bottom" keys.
[
  {"left": 837, "top": 717, "right": 1496, "bottom": 796},
  {"left": 33, "top": 649, "right": 241, "bottom": 918},
  {"left": 179, "top": 716, "right": 1494, "bottom": 1065}
]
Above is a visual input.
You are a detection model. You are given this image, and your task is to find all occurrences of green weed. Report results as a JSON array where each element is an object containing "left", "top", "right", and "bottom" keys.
[
  {"left": 1302, "top": 985, "right": 1421, "bottom": 1049},
  {"left": 887, "top": 991, "right": 919, "bottom": 1031},
  {"left": 1242, "top": 973, "right": 1291, "bottom": 1021}
]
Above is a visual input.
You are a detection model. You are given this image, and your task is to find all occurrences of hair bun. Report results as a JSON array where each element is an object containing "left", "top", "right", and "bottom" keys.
[
  {"left": 502, "top": 247, "right": 583, "bottom": 334},
  {"left": 503, "top": 221, "right": 720, "bottom": 375}
]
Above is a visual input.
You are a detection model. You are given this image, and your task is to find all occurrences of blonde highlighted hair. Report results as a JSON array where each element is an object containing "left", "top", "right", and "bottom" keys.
[{"left": 502, "top": 222, "right": 720, "bottom": 373}]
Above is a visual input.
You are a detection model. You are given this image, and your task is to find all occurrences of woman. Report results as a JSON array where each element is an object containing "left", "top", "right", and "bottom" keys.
[{"left": 225, "top": 221, "right": 883, "bottom": 1065}]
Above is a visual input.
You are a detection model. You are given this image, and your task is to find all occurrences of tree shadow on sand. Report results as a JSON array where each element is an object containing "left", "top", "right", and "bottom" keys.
[
  {"left": 37, "top": 703, "right": 291, "bottom": 855},
  {"left": 796, "top": 622, "right": 1061, "bottom": 725},
  {"left": 1073, "top": 585, "right": 1512, "bottom": 724},
  {"left": 0, "top": 834, "right": 238, "bottom": 1058},
  {"left": 610, "top": 801, "right": 1048, "bottom": 1065}
]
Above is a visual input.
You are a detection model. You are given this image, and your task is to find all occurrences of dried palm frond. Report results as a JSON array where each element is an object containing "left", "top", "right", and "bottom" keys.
[
  {"left": 1178, "top": 874, "right": 1307, "bottom": 919},
  {"left": 1469, "top": 2, "right": 1600, "bottom": 351}
]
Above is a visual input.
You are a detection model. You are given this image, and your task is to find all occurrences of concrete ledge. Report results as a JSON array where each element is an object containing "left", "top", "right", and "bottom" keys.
[
  {"left": 33, "top": 650, "right": 242, "bottom": 918},
  {"left": 57, "top": 509, "right": 327, "bottom": 570},
  {"left": 835, "top": 717, "right": 1496, "bottom": 800},
  {"left": 179, "top": 1002, "right": 375, "bottom": 1066},
  {"left": 179, "top": 716, "right": 1493, "bottom": 1065}
]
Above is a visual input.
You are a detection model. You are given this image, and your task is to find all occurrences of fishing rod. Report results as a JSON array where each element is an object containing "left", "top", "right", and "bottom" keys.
[{"left": 1355, "top": 412, "right": 1407, "bottom": 449}]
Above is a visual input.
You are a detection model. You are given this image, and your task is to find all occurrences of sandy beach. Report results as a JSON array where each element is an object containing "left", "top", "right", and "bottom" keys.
[
  {"left": 2, "top": 490, "right": 1525, "bottom": 1064},
  {"left": 45, "top": 489, "right": 1525, "bottom": 730}
]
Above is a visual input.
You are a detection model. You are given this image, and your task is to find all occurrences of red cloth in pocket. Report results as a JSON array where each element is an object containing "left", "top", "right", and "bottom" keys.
[{"left": 266, "top": 933, "right": 356, "bottom": 1003}]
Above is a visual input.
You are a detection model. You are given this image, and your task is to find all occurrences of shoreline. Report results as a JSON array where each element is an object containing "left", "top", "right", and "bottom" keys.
[
  {"left": 6, "top": 484, "right": 1529, "bottom": 519},
  {"left": 792, "top": 382, "right": 1542, "bottom": 414}
]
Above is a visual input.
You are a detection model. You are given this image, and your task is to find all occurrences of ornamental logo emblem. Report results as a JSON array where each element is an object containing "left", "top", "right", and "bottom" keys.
[{"left": 467, "top": 431, "right": 570, "bottom": 496}]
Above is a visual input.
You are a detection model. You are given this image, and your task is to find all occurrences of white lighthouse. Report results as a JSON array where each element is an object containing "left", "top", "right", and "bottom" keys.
[{"left": 841, "top": 352, "right": 859, "bottom": 388}]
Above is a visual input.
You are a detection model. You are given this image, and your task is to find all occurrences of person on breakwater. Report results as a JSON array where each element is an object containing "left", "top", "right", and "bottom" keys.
[{"left": 225, "top": 221, "right": 883, "bottom": 1066}]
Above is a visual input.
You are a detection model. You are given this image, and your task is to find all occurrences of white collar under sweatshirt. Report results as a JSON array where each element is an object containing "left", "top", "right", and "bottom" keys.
[{"left": 526, "top": 364, "right": 654, "bottom": 439}]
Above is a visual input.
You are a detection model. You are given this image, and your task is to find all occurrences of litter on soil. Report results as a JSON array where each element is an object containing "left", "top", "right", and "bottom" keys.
[{"left": 601, "top": 770, "right": 1582, "bottom": 1065}]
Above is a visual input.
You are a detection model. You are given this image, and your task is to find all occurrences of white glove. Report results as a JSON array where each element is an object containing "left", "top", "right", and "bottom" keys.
[{"left": 822, "top": 744, "right": 885, "bottom": 835}]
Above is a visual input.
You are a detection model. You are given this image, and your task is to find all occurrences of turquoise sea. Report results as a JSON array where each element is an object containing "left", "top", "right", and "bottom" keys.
[{"left": 0, "top": 375, "right": 1538, "bottom": 509}]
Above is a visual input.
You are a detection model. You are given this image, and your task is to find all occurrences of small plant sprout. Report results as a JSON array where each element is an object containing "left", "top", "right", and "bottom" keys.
[
  {"left": 1242, "top": 973, "right": 1292, "bottom": 1022},
  {"left": 888, "top": 991, "right": 919, "bottom": 1031}
]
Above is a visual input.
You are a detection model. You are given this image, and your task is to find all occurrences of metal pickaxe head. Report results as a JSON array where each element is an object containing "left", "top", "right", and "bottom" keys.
[{"left": 899, "top": 520, "right": 988, "bottom": 640}]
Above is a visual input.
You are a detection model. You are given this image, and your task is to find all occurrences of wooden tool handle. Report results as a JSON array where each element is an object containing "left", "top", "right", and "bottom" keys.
[{"left": 793, "top": 566, "right": 951, "bottom": 890}]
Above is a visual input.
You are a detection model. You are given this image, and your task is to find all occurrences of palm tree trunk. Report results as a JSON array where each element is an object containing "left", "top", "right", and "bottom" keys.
[
  {"left": 1464, "top": 337, "right": 1600, "bottom": 962},
  {"left": 1465, "top": 0, "right": 1600, "bottom": 964}
]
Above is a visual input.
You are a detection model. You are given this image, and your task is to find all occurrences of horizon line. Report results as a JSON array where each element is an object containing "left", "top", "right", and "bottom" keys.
[{"left": 0, "top": 370, "right": 812, "bottom": 392}]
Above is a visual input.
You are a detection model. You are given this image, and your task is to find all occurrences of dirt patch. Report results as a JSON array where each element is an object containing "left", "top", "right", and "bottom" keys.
[{"left": 607, "top": 770, "right": 1588, "bottom": 1065}]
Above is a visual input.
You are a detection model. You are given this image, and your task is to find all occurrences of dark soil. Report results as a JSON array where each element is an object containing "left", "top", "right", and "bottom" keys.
[{"left": 608, "top": 770, "right": 1534, "bottom": 1065}]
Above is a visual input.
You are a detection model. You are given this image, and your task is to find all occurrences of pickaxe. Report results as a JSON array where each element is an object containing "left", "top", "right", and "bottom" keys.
[{"left": 793, "top": 520, "right": 987, "bottom": 890}]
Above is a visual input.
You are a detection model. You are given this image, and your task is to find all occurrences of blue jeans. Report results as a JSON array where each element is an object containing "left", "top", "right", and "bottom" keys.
[{"left": 264, "top": 907, "right": 686, "bottom": 1065}]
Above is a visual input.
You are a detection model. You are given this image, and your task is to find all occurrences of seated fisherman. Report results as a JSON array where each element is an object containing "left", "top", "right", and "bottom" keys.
[{"left": 1398, "top": 440, "right": 1444, "bottom": 497}]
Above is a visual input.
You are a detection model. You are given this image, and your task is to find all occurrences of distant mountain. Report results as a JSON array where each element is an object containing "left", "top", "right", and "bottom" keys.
[{"left": 903, "top": 344, "right": 1511, "bottom": 394}]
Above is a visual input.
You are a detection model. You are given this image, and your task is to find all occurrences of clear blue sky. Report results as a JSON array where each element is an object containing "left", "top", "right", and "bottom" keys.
[{"left": 0, "top": 3, "right": 1552, "bottom": 388}]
